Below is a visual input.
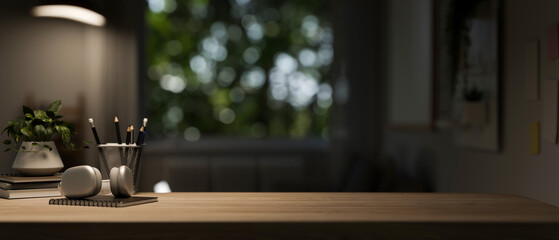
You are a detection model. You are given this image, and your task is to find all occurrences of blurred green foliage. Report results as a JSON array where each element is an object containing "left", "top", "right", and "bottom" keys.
[{"left": 145, "top": 0, "right": 333, "bottom": 140}]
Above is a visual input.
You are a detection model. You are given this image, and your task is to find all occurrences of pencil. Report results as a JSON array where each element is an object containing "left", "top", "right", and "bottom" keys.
[
  {"left": 115, "top": 116, "right": 125, "bottom": 164},
  {"left": 88, "top": 118, "right": 101, "bottom": 145},
  {"left": 88, "top": 117, "right": 110, "bottom": 176},
  {"left": 124, "top": 125, "right": 131, "bottom": 165},
  {"left": 131, "top": 122, "right": 146, "bottom": 175},
  {"left": 114, "top": 116, "right": 122, "bottom": 144},
  {"left": 130, "top": 125, "right": 135, "bottom": 144},
  {"left": 125, "top": 125, "right": 131, "bottom": 145},
  {"left": 141, "top": 118, "right": 148, "bottom": 145},
  {"left": 136, "top": 126, "right": 144, "bottom": 145}
]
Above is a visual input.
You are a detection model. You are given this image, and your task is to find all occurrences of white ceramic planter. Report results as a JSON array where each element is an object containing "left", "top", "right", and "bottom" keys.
[{"left": 12, "top": 141, "right": 63, "bottom": 176}]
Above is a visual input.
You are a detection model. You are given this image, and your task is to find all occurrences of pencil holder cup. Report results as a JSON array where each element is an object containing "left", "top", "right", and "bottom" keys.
[{"left": 96, "top": 144, "right": 144, "bottom": 192}]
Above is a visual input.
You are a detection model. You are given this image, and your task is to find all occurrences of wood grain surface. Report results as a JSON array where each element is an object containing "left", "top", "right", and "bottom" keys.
[{"left": 0, "top": 192, "right": 558, "bottom": 239}]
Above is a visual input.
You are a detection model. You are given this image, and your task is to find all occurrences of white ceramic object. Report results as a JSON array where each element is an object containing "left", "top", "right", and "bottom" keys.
[{"left": 12, "top": 141, "right": 64, "bottom": 176}]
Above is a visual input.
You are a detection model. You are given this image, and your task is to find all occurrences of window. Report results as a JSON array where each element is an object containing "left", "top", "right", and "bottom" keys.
[{"left": 145, "top": 0, "right": 333, "bottom": 140}]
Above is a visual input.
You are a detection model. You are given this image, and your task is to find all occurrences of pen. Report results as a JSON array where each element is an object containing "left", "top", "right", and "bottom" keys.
[
  {"left": 114, "top": 116, "right": 122, "bottom": 144},
  {"left": 88, "top": 118, "right": 101, "bottom": 145}
]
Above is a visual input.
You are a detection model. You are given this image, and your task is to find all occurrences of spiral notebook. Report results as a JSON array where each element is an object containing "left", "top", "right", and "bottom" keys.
[{"left": 49, "top": 195, "right": 158, "bottom": 208}]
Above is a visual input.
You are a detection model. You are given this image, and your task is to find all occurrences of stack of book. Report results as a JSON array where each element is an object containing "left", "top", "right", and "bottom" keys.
[{"left": 0, "top": 174, "right": 61, "bottom": 199}]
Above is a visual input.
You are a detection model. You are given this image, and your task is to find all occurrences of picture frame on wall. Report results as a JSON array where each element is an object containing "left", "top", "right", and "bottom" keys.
[{"left": 436, "top": 0, "right": 501, "bottom": 151}]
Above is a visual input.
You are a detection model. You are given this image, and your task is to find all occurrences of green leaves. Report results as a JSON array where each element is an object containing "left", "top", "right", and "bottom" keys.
[
  {"left": 46, "top": 100, "right": 62, "bottom": 114},
  {"left": 29, "top": 142, "right": 51, "bottom": 152},
  {"left": 42, "top": 144, "right": 53, "bottom": 151},
  {"left": 20, "top": 127, "right": 32, "bottom": 138},
  {"left": 2, "top": 100, "right": 86, "bottom": 152},
  {"left": 45, "top": 127, "right": 54, "bottom": 139},
  {"left": 46, "top": 111, "right": 55, "bottom": 119},
  {"left": 55, "top": 125, "right": 71, "bottom": 143},
  {"left": 34, "top": 125, "right": 48, "bottom": 140},
  {"left": 33, "top": 110, "right": 52, "bottom": 123},
  {"left": 22, "top": 106, "right": 33, "bottom": 116}
]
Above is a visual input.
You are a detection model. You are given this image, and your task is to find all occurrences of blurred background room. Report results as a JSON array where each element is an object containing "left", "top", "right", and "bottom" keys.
[{"left": 1, "top": 0, "right": 559, "bottom": 206}]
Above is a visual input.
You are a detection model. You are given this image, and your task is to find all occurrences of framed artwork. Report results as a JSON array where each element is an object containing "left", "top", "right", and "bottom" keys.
[{"left": 437, "top": 0, "right": 501, "bottom": 151}]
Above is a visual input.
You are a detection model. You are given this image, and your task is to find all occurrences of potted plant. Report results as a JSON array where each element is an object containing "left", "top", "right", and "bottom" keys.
[
  {"left": 446, "top": 0, "right": 484, "bottom": 97},
  {"left": 461, "top": 86, "right": 486, "bottom": 125},
  {"left": 2, "top": 100, "right": 86, "bottom": 176}
]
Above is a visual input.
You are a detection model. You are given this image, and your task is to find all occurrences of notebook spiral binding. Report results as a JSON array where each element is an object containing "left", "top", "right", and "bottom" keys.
[{"left": 49, "top": 198, "right": 119, "bottom": 207}]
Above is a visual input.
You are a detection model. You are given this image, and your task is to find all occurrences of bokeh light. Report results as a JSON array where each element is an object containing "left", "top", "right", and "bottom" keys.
[
  {"left": 184, "top": 127, "right": 201, "bottom": 141},
  {"left": 154, "top": 180, "right": 172, "bottom": 193},
  {"left": 146, "top": 0, "right": 333, "bottom": 139}
]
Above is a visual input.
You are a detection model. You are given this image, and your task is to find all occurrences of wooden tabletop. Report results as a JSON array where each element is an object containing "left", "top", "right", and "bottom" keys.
[{"left": 1, "top": 192, "right": 558, "bottom": 239}]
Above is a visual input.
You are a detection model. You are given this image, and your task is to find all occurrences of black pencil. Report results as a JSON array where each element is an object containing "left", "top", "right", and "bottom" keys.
[
  {"left": 114, "top": 116, "right": 122, "bottom": 144},
  {"left": 125, "top": 125, "right": 131, "bottom": 145},
  {"left": 115, "top": 116, "right": 125, "bottom": 164},
  {"left": 136, "top": 126, "right": 144, "bottom": 145},
  {"left": 88, "top": 118, "right": 101, "bottom": 145},
  {"left": 124, "top": 125, "right": 131, "bottom": 165},
  {"left": 130, "top": 125, "right": 135, "bottom": 144},
  {"left": 88, "top": 117, "right": 110, "bottom": 176}
]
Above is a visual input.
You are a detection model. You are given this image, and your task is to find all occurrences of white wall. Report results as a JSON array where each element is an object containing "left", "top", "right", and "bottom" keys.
[
  {"left": 384, "top": 0, "right": 559, "bottom": 206},
  {"left": 387, "top": 0, "right": 433, "bottom": 128}
]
